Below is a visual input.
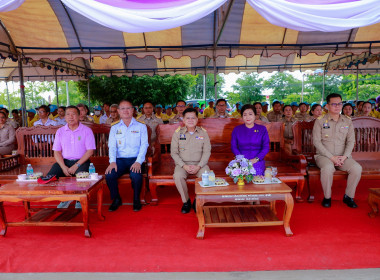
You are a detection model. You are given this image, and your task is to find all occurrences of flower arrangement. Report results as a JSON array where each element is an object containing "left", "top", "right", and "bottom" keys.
[{"left": 225, "top": 155, "right": 256, "bottom": 183}]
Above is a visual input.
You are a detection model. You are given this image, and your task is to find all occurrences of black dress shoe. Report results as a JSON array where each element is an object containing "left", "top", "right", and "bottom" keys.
[
  {"left": 109, "top": 197, "right": 122, "bottom": 212},
  {"left": 192, "top": 199, "right": 197, "bottom": 213},
  {"left": 343, "top": 194, "right": 358, "bottom": 208},
  {"left": 133, "top": 201, "right": 142, "bottom": 212},
  {"left": 181, "top": 199, "right": 191, "bottom": 214},
  {"left": 321, "top": 198, "right": 331, "bottom": 208}
]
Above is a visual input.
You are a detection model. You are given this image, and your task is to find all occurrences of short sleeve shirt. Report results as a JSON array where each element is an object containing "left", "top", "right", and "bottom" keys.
[{"left": 52, "top": 123, "right": 96, "bottom": 160}]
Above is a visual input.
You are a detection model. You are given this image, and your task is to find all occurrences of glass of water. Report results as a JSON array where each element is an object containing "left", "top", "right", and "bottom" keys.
[{"left": 271, "top": 167, "right": 278, "bottom": 180}]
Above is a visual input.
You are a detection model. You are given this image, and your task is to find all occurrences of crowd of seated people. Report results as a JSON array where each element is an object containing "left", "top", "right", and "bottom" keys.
[{"left": 0, "top": 94, "right": 379, "bottom": 213}]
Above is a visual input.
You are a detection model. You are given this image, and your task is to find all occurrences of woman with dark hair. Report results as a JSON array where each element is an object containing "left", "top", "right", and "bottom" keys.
[
  {"left": 309, "top": 103, "right": 323, "bottom": 120},
  {"left": 342, "top": 103, "right": 354, "bottom": 117},
  {"left": 281, "top": 105, "right": 296, "bottom": 154},
  {"left": 231, "top": 104, "right": 270, "bottom": 175},
  {"left": 0, "top": 111, "right": 16, "bottom": 155},
  {"left": 253, "top": 102, "right": 269, "bottom": 124}
]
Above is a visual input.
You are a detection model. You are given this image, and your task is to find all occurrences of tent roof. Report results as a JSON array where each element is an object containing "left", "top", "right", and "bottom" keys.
[{"left": 1, "top": 0, "right": 380, "bottom": 81}]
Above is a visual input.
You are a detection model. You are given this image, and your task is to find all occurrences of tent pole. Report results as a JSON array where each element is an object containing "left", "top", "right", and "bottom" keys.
[
  {"left": 356, "top": 65, "right": 359, "bottom": 101},
  {"left": 66, "top": 81, "right": 70, "bottom": 106},
  {"left": 213, "top": 57, "right": 217, "bottom": 101},
  {"left": 301, "top": 73, "right": 304, "bottom": 102},
  {"left": 203, "top": 74, "right": 206, "bottom": 104},
  {"left": 54, "top": 69, "right": 59, "bottom": 106},
  {"left": 6, "top": 81, "right": 10, "bottom": 111},
  {"left": 87, "top": 80, "right": 90, "bottom": 108},
  {"left": 322, "top": 69, "right": 326, "bottom": 103},
  {"left": 18, "top": 58, "right": 27, "bottom": 127}
]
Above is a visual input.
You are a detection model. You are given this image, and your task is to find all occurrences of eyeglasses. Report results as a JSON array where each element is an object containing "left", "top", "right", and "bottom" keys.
[
  {"left": 176, "top": 105, "right": 186, "bottom": 108},
  {"left": 329, "top": 102, "right": 343, "bottom": 107},
  {"left": 119, "top": 107, "right": 133, "bottom": 111}
]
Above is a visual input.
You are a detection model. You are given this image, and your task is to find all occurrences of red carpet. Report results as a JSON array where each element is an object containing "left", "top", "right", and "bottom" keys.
[{"left": 0, "top": 179, "right": 380, "bottom": 273}]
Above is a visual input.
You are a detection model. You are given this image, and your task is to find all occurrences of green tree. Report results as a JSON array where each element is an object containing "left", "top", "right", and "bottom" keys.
[
  {"left": 51, "top": 81, "right": 87, "bottom": 106},
  {"left": 263, "top": 72, "right": 302, "bottom": 102},
  {"left": 228, "top": 73, "right": 264, "bottom": 104},
  {"left": 340, "top": 74, "right": 380, "bottom": 100},
  {"left": 304, "top": 74, "right": 342, "bottom": 103},
  {"left": 77, "top": 74, "right": 196, "bottom": 107},
  {"left": 186, "top": 74, "right": 225, "bottom": 100}
]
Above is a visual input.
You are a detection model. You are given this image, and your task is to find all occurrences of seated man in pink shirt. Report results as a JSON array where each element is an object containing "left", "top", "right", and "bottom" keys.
[{"left": 47, "top": 105, "right": 96, "bottom": 209}]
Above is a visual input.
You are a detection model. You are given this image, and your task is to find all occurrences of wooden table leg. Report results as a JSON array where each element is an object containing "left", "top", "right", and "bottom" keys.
[
  {"left": 283, "top": 193, "right": 294, "bottom": 237},
  {"left": 196, "top": 198, "right": 205, "bottom": 239},
  {"left": 97, "top": 183, "right": 105, "bottom": 221},
  {"left": 368, "top": 193, "right": 379, "bottom": 218},
  {"left": 23, "top": 201, "right": 31, "bottom": 219},
  {"left": 150, "top": 182, "right": 158, "bottom": 206},
  {"left": 80, "top": 196, "right": 91, "bottom": 238},
  {"left": 0, "top": 202, "right": 7, "bottom": 236}
]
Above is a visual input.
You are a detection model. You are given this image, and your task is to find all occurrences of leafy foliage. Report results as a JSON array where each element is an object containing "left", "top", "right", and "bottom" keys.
[{"left": 227, "top": 73, "right": 264, "bottom": 104}]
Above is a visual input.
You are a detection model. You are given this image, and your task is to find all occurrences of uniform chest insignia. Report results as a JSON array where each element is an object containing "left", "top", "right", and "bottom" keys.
[
  {"left": 323, "top": 120, "right": 330, "bottom": 129},
  {"left": 131, "top": 130, "right": 139, "bottom": 133},
  {"left": 78, "top": 136, "right": 81, "bottom": 141},
  {"left": 180, "top": 134, "right": 186, "bottom": 140},
  {"left": 341, "top": 125, "right": 349, "bottom": 129},
  {"left": 195, "top": 136, "right": 204, "bottom": 140},
  {"left": 325, "top": 134, "right": 329, "bottom": 138},
  {"left": 116, "top": 129, "right": 122, "bottom": 135},
  {"left": 119, "top": 140, "right": 122, "bottom": 145}
]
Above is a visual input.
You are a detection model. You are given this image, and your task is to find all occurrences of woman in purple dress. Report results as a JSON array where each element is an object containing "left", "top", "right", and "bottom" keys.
[{"left": 231, "top": 104, "right": 270, "bottom": 175}]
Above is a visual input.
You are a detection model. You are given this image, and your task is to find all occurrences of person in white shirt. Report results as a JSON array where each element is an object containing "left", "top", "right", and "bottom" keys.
[
  {"left": 99, "top": 102, "right": 111, "bottom": 124},
  {"left": 55, "top": 106, "right": 67, "bottom": 126},
  {"left": 34, "top": 105, "right": 57, "bottom": 127}
]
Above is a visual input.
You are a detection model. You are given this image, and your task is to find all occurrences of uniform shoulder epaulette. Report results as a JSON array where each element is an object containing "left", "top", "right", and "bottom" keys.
[
  {"left": 111, "top": 120, "right": 120, "bottom": 126},
  {"left": 317, "top": 115, "right": 324, "bottom": 120},
  {"left": 345, "top": 115, "right": 351, "bottom": 119},
  {"left": 137, "top": 119, "right": 145, "bottom": 124},
  {"left": 200, "top": 126, "right": 207, "bottom": 132},
  {"left": 175, "top": 126, "right": 181, "bottom": 133}
]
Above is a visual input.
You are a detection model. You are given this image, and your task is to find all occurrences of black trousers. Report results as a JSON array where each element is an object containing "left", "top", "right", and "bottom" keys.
[
  {"left": 105, "top": 157, "right": 143, "bottom": 202},
  {"left": 47, "top": 159, "right": 91, "bottom": 177}
]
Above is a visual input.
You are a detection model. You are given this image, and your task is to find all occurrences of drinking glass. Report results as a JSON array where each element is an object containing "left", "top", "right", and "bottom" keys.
[{"left": 271, "top": 167, "right": 278, "bottom": 179}]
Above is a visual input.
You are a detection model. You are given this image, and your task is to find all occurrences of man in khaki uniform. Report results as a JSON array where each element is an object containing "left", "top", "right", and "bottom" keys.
[
  {"left": 210, "top": 98, "right": 232, "bottom": 118},
  {"left": 294, "top": 102, "right": 310, "bottom": 121},
  {"left": 105, "top": 104, "right": 120, "bottom": 125},
  {"left": 313, "top": 93, "right": 362, "bottom": 208},
  {"left": 267, "top": 100, "right": 283, "bottom": 122},
  {"left": 171, "top": 108, "right": 211, "bottom": 213},
  {"left": 137, "top": 101, "right": 163, "bottom": 144}
]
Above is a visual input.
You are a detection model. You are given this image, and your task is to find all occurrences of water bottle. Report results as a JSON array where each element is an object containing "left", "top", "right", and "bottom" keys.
[
  {"left": 26, "top": 164, "right": 33, "bottom": 177},
  {"left": 208, "top": 170, "right": 215, "bottom": 186},
  {"left": 202, "top": 171, "right": 209, "bottom": 187},
  {"left": 89, "top": 163, "right": 95, "bottom": 174}
]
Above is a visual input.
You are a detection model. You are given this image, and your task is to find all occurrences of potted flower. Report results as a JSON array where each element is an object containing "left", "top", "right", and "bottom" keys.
[{"left": 225, "top": 155, "right": 256, "bottom": 185}]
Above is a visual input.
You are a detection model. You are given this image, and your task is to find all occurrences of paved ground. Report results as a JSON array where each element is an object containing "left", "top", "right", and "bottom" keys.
[{"left": 1, "top": 269, "right": 380, "bottom": 280}]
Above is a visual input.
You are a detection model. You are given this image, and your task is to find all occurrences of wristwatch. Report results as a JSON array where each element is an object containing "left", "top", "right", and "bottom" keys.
[{"left": 76, "top": 163, "right": 81, "bottom": 167}]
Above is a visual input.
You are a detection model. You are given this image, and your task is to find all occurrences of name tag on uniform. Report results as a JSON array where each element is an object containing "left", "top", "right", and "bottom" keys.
[
  {"left": 180, "top": 134, "right": 186, "bottom": 140},
  {"left": 323, "top": 122, "right": 330, "bottom": 129},
  {"left": 195, "top": 136, "right": 204, "bottom": 140},
  {"left": 341, "top": 125, "right": 349, "bottom": 129},
  {"left": 131, "top": 130, "right": 140, "bottom": 134}
]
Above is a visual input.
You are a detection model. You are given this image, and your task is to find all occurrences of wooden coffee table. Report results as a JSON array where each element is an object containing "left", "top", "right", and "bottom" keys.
[
  {"left": 195, "top": 178, "right": 294, "bottom": 239},
  {"left": 0, "top": 177, "right": 105, "bottom": 237}
]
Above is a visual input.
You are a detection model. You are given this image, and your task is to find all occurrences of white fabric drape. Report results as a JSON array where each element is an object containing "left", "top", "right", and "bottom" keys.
[
  {"left": 0, "top": 0, "right": 24, "bottom": 12},
  {"left": 60, "top": 0, "right": 227, "bottom": 33},
  {"left": 248, "top": 0, "right": 380, "bottom": 32}
]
